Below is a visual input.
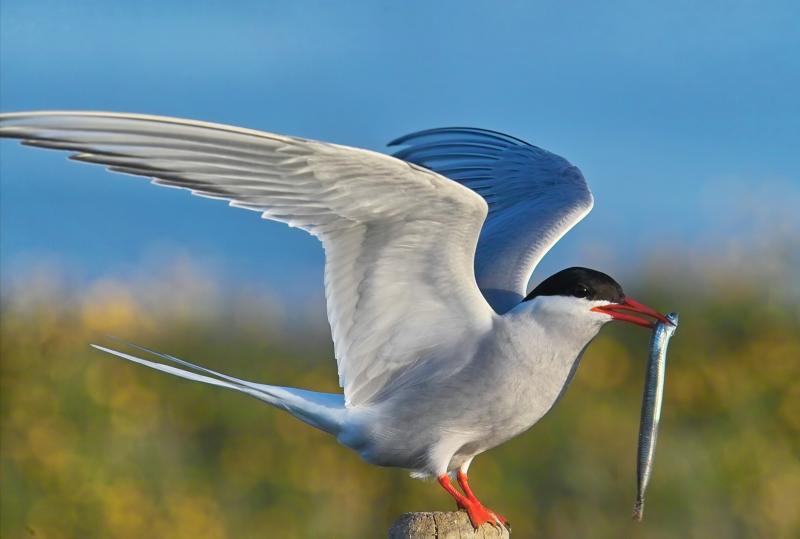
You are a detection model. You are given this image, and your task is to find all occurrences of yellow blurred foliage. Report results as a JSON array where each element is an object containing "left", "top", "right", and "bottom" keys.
[
  {"left": 1, "top": 265, "right": 798, "bottom": 538},
  {"left": 81, "top": 281, "right": 148, "bottom": 335}
]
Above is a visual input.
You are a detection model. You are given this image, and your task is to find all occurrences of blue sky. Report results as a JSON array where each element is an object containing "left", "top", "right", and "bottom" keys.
[{"left": 1, "top": 1, "right": 798, "bottom": 302}]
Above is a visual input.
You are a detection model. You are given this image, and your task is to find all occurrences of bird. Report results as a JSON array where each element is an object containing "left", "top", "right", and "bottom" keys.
[{"left": 0, "top": 111, "right": 670, "bottom": 529}]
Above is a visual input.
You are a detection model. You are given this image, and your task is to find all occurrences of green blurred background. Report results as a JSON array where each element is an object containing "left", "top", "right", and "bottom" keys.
[{"left": 2, "top": 242, "right": 798, "bottom": 539}]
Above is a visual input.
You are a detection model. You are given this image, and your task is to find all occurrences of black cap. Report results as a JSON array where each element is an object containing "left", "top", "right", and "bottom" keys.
[{"left": 523, "top": 267, "right": 625, "bottom": 303}]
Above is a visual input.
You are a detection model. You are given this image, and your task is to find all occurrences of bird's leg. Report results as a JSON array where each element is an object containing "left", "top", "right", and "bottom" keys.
[
  {"left": 456, "top": 469, "right": 478, "bottom": 500},
  {"left": 437, "top": 474, "right": 506, "bottom": 529},
  {"left": 456, "top": 470, "right": 509, "bottom": 527}
]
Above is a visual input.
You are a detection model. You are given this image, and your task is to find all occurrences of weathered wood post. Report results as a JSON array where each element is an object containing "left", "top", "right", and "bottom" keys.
[{"left": 388, "top": 511, "right": 510, "bottom": 538}]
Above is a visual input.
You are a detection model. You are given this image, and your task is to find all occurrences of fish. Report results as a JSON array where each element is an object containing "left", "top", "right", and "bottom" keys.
[{"left": 633, "top": 311, "right": 678, "bottom": 521}]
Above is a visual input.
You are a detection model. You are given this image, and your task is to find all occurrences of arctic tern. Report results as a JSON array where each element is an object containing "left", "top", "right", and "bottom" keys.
[{"left": 0, "top": 112, "right": 671, "bottom": 528}]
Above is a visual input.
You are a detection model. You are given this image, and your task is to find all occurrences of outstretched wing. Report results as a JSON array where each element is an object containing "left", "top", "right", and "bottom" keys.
[
  {"left": 0, "top": 112, "right": 493, "bottom": 406},
  {"left": 390, "top": 128, "right": 593, "bottom": 314}
]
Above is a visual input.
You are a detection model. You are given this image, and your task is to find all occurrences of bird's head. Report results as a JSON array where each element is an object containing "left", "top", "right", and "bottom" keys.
[{"left": 522, "top": 267, "right": 670, "bottom": 329}]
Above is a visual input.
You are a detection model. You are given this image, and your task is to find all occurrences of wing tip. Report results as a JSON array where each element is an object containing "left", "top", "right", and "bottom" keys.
[{"left": 388, "top": 127, "right": 533, "bottom": 148}]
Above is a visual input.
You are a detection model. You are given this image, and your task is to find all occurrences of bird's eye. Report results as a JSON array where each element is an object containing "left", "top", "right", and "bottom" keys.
[{"left": 574, "top": 286, "right": 591, "bottom": 298}]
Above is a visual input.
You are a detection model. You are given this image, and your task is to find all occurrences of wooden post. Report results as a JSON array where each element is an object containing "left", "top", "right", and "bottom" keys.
[{"left": 389, "top": 511, "right": 510, "bottom": 538}]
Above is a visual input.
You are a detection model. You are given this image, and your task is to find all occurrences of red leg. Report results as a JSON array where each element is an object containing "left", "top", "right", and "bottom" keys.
[
  {"left": 456, "top": 470, "right": 509, "bottom": 527},
  {"left": 456, "top": 470, "right": 478, "bottom": 500},
  {"left": 437, "top": 474, "right": 506, "bottom": 529}
]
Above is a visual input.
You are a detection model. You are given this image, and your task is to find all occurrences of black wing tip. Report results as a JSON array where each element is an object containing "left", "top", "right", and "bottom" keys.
[{"left": 387, "top": 127, "right": 533, "bottom": 148}]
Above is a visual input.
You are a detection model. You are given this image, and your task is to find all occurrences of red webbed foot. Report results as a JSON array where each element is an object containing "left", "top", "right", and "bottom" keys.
[
  {"left": 438, "top": 473, "right": 510, "bottom": 530},
  {"left": 457, "top": 469, "right": 509, "bottom": 528}
]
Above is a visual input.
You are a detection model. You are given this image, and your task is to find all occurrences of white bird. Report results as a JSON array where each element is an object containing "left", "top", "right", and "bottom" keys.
[{"left": 0, "top": 111, "right": 670, "bottom": 529}]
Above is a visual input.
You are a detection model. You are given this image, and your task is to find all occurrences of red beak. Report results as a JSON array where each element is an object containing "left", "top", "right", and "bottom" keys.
[{"left": 591, "top": 297, "right": 672, "bottom": 329}]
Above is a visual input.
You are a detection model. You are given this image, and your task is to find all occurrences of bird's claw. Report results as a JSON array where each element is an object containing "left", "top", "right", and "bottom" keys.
[
  {"left": 494, "top": 511, "right": 510, "bottom": 529},
  {"left": 459, "top": 501, "right": 510, "bottom": 530}
]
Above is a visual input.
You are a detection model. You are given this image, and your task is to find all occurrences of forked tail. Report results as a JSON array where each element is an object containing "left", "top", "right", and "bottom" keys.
[{"left": 92, "top": 340, "right": 347, "bottom": 436}]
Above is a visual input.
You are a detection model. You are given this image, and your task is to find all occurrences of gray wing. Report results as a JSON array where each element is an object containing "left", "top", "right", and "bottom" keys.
[
  {"left": 390, "top": 128, "right": 593, "bottom": 314},
  {"left": 0, "top": 111, "right": 494, "bottom": 406}
]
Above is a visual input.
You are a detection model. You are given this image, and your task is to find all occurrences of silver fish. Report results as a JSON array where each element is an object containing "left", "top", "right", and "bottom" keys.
[{"left": 633, "top": 311, "right": 678, "bottom": 521}]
